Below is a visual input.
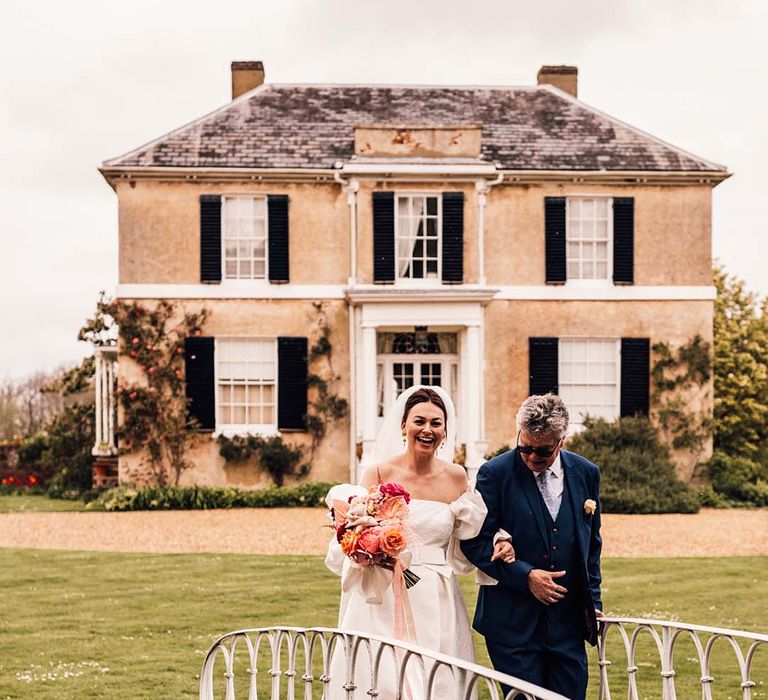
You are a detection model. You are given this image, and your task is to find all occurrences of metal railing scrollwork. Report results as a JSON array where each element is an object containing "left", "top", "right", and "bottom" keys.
[
  {"left": 597, "top": 616, "right": 768, "bottom": 700},
  {"left": 199, "top": 626, "right": 567, "bottom": 700}
]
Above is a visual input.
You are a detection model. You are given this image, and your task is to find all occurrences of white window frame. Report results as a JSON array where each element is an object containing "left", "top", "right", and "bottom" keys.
[
  {"left": 221, "top": 195, "right": 269, "bottom": 281},
  {"left": 558, "top": 337, "right": 621, "bottom": 432},
  {"left": 565, "top": 196, "right": 613, "bottom": 286},
  {"left": 394, "top": 192, "right": 442, "bottom": 284},
  {"left": 214, "top": 337, "right": 279, "bottom": 437}
]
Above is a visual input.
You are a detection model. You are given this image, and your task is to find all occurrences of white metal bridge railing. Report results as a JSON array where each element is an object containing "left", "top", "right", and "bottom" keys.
[
  {"left": 597, "top": 616, "right": 768, "bottom": 700},
  {"left": 198, "top": 626, "right": 567, "bottom": 700}
]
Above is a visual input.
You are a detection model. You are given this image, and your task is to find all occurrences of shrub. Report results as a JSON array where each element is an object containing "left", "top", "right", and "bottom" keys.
[
  {"left": 703, "top": 451, "right": 768, "bottom": 507},
  {"left": 566, "top": 416, "right": 700, "bottom": 514},
  {"left": 485, "top": 444, "right": 511, "bottom": 460},
  {"left": 88, "top": 481, "right": 338, "bottom": 512},
  {"left": 16, "top": 402, "right": 94, "bottom": 498}
]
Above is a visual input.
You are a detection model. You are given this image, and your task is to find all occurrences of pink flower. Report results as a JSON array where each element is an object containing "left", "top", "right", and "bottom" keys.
[
  {"left": 129, "top": 391, "right": 137, "bottom": 400},
  {"left": 131, "top": 338, "right": 139, "bottom": 345},
  {"left": 357, "top": 527, "right": 382, "bottom": 554},
  {"left": 380, "top": 482, "right": 411, "bottom": 504}
]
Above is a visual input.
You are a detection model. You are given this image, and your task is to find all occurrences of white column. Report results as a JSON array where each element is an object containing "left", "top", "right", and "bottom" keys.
[
  {"left": 464, "top": 324, "right": 486, "bottom": 479},
  {"left": 93, "top": 351, "right": 103, "bottom": 454},
  {"left": 106, "top": 355, "right": 116, "bottom": 453},
  {"left": 359, "top": 325, "right": 378, "bottom": 477},
  {"left": 347, "top": 178, "right": 359, "bottom": 286},
  {"left": 475, "top": 180, "right": 489, "bottom": 286}
]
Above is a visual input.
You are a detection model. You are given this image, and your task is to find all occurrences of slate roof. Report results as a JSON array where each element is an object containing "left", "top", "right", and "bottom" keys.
[{"left": 104, "top": 84, "right": 725, "bottom": 172}]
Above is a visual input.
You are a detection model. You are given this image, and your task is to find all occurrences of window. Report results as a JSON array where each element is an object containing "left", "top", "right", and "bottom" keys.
[
  {"left": 223, "top": 196, "right": 267, "bottom": 279},
  {"left": 559, "top": 339, "right": 619, "bottom": 429},
  {"left": 216, "top": 339, "right": 276, "bottom": 431},
  {"left": 566, "top": 197, "right": 611, "bottom": 281},
  {"left": 395, "top": 194, "right": 441, "bottom": 280}
]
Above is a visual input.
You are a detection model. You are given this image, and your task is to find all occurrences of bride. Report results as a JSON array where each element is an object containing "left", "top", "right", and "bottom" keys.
[{"left": 324, "top": 385, "right": 513, "bottom": 698}]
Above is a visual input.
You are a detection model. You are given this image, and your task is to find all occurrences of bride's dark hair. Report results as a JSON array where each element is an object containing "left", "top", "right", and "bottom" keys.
[{"left": 401, "top": 388, "right": 448, "bottom": 428}]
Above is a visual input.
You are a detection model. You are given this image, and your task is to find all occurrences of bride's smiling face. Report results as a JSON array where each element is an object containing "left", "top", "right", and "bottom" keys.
[{"left": 402, "top": 401, "right": 446, "bottom": 455}]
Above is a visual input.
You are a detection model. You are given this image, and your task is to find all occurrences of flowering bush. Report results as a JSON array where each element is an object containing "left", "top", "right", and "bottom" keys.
[
  {"left": 80, "top": 294, "right": 209, "bottom": 486},
  {"left": 0, "top": 472, "right": 44, "bottom": 494}
]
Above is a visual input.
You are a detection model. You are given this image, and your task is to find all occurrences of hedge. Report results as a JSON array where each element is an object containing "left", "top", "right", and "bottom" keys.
[{"left": 88, "top": 481, "right": 338, "bottom": 512}]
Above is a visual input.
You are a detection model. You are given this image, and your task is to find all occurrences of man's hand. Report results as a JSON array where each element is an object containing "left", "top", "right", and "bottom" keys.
[
  {"left": 527, "top": 569, "right": 567, "bottom": 604},
  {"left": 595, "top": 609, "right": 606, "bottom": 619},
  {"left": 491, "top": 539, "right": 516, "bottom": 563}
]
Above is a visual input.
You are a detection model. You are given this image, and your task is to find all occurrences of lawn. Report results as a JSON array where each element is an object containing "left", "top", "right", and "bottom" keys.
[
  {"left": 0, "top": 494, "right": 89, "bottom": 513},
  {"left": 0, "top": 551, "right": 765, "bottom": 699}
]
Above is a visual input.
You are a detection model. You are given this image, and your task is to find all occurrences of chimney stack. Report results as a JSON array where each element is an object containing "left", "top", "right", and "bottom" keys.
[
  {"left": 537, "top": 65, "right": 578, "bottom": 98},
  {"left": 231, "top": 61, "right": 265, "bottom": 99}
]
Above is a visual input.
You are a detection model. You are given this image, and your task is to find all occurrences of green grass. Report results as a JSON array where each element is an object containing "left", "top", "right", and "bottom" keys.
[
  {"left": 0, "top": 494, "right": 88, "bottom": 512},
  {"left": 0, "top": 551, "right": 765, "bottom": 699}
]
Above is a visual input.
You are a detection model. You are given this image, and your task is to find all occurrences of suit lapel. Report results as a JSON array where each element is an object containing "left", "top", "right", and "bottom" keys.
[
  {"left": 562, "top": 451, "right": 588, "bottom": 558},
  {"left": 513, "top": 451, "right": 549, "bottom": 548}
]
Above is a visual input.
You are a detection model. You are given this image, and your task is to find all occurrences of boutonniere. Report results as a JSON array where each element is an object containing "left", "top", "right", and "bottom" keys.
[{"left": 583, "top": 499, "right": 597, "bottom": 515}]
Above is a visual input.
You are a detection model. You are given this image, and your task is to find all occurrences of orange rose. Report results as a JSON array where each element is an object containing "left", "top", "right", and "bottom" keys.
[
  {"left": 380, "top": 526, "right": 406, "bottom": 556},
  {"left": 340, "top": 530, "right": 359, "bottom": 556}
]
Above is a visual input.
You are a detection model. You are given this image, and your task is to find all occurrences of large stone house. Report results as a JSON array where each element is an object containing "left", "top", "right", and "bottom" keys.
[{"left": 94, "top": 62, "right": 728, "bottom": 487}]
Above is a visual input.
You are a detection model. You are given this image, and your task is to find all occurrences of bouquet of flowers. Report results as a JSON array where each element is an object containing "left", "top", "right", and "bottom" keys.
[{"left": 330, "top": 482, "right": 420, "bottom": 588}]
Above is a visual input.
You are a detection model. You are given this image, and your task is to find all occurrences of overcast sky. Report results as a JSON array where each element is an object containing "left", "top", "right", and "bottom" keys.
[{"left": 1, "top": 0, "right": 765, "bottom": 380}]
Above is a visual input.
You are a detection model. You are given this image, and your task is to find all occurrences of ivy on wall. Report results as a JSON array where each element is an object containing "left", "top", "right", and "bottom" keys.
[
  {"left": 80, "top": 293, "right": 209, "bottom": 487},
  {"left": 650, "top": 334, "right": 712, "bottom": 465},
  {"left": 218, "top": 302, "right": 348, "bottom": 486}
]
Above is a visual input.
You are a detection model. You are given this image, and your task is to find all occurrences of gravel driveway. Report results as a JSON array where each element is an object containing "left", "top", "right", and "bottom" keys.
[{"left": 0, "top": 508, "right": 765, "bottom": 557}]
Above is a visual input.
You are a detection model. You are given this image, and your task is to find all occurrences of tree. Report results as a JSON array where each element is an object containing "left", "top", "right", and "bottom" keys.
[
  {"left": 712, "top": 265, "right": 768, "bottom": 458},
  {"left": 0, "top": 370, "right": 66, "bottom": 440}
]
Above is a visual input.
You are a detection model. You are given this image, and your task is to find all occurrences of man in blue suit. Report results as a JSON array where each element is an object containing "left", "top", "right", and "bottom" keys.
[{"left": 461, "top": 394, "right": 603, "bottom": 699}]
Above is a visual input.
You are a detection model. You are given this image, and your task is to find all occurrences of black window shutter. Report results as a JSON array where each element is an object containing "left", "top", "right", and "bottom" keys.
[
  {"left": 613, "top": 198, "right": 635, "bottom": 285},
  {"left": 441, "top": 192, "right": 464, "bottom": 284},
  {"left": 373, "top": 192, "right": 395, "bottom": 283},
  {"left": 184, "top": 337, "right": 215, "bottom": 430},
  {"left": 268, "top": 195, "right": 289, "bottom": 283},
  {"left": 545, "top": 197, "right": 567, "bottom": 284},
  {"left": 200, "top": 195, "right": 222, "bottom": 283},
  {"left": 278, "top": 337, "right": 308, "bottom": 430},
  {"left": 529, "top": 338, "right": 559, "bottom": 395},
  {"left": 620, "top": 338, "right": 650, "bottom": 416}
]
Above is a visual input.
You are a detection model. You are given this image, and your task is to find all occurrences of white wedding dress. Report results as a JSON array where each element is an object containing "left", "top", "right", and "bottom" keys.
[{"left": 325, "top": 484, "right": 488, "bottom": 700}]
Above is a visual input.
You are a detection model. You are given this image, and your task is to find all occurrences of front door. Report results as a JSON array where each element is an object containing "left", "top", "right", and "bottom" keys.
[{"left": 376, "top": 331, "right": 458, "bottom": 431}]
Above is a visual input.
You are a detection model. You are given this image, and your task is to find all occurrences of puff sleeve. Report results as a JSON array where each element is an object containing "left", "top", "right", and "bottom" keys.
[{"left": 446, "top": 487, "right": 488, "bottom": 575}]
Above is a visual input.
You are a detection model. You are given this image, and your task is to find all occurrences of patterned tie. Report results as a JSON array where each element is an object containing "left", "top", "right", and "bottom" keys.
[{"left": 537, "top": 470, "right": 560, "bottom": 520}]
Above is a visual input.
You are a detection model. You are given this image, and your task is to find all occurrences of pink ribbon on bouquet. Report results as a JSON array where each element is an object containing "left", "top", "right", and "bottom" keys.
[{"left": 392, "top": 557, "right": 418, "bottom": 700}]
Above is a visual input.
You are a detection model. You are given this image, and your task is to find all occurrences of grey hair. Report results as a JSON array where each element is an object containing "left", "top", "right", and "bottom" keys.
[{"left": 516, "top": 393, "right": 569, "bottom": 439}]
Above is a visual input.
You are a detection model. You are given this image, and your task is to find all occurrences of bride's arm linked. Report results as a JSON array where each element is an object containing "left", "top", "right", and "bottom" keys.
[
  {"left": 460, "top": 465, "right": 532, "bottom": 591},
  {"left": 445, "top": 475, "right": 514, "bottom": 576}
]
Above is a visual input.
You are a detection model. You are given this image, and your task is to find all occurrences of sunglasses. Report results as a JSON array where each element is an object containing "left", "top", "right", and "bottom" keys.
[{"left": 516, "top": 431, "right": 562, "bottom": 458}]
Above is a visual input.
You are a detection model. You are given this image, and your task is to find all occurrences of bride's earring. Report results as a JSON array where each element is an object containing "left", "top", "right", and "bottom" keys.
[
  {"left": 440, "top": 439, "right": 446, "bottom": 449},
  {"left": 402, "top": 433, "right": 407, "bottom": 446}
]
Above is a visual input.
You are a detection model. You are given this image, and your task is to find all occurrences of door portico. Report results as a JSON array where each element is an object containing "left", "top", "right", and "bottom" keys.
[{"left": 347, "top": 289, "right": 495, "bottom": 481}]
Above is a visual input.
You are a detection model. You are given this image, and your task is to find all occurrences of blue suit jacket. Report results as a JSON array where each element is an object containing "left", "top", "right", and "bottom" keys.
[{"left": 461, "top": 448, "right": 603, "bottom": 647}]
